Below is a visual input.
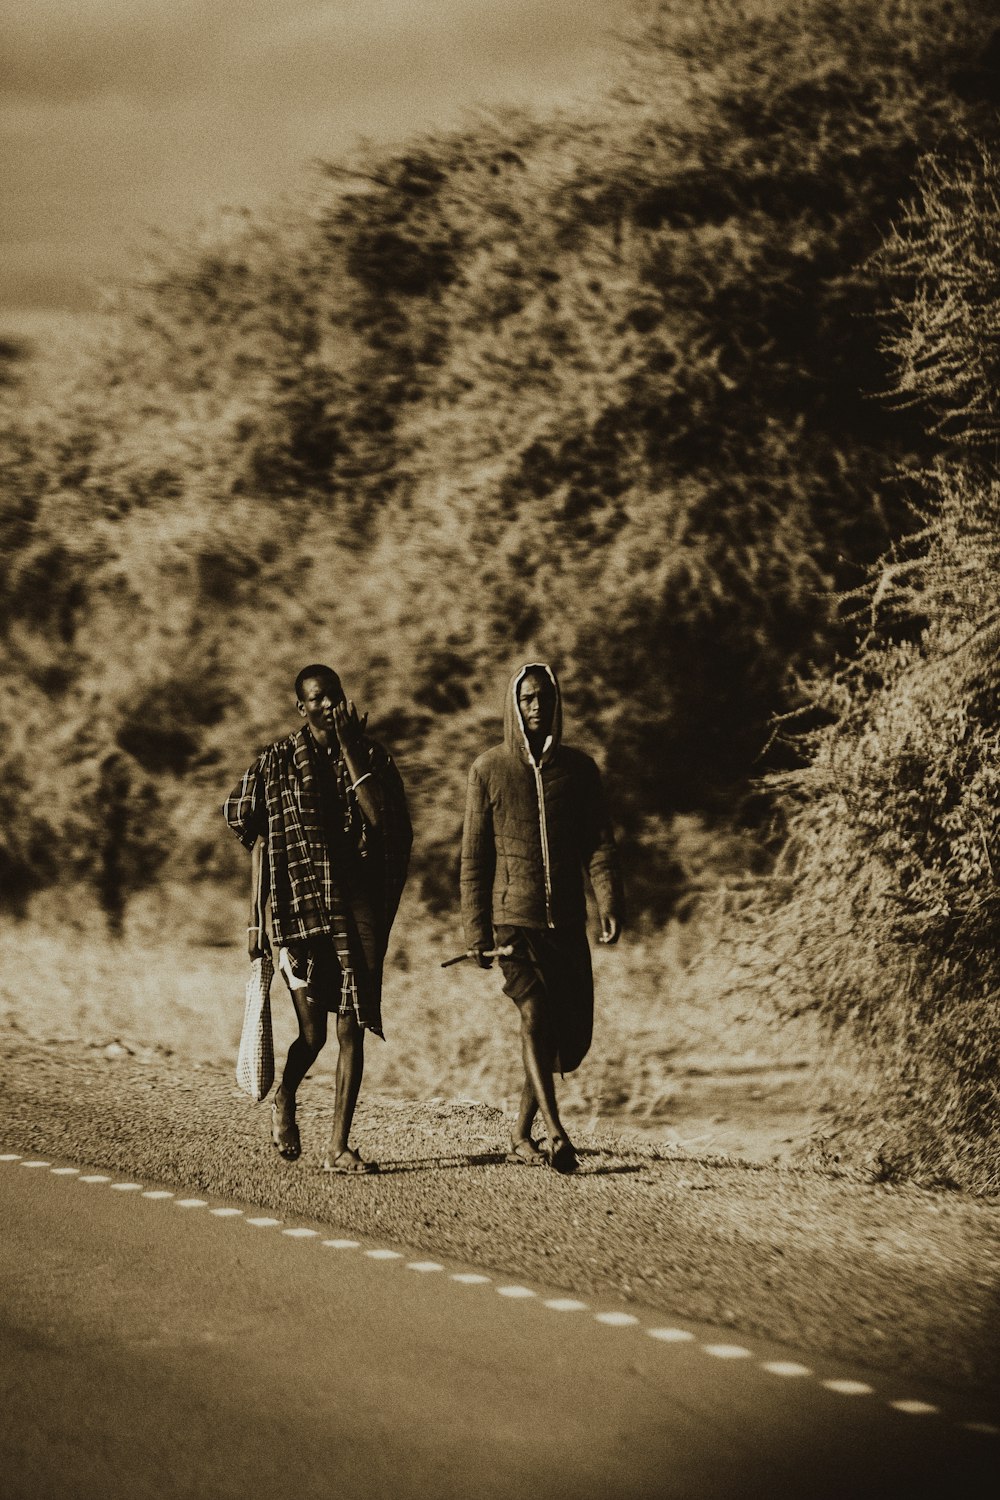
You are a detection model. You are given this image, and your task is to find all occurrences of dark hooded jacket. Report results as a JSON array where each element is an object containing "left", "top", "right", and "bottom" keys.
[{"left": 461, "top": 663, "right": 621, "bottom": 953}]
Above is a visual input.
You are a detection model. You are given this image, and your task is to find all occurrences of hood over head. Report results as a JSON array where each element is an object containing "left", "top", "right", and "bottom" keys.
[{"left": 504, "top": 662, "right": 562, "bottom": 766}]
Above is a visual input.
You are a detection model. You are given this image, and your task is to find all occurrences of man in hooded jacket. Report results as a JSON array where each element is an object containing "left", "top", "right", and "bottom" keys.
[{"left": 461, "top": 663, "right": 622, "bottom": 1173}]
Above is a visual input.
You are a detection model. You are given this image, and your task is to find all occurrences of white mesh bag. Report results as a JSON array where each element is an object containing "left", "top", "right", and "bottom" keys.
[{"left": 237, "top": 950, "right": 275, "bottom": 1102}]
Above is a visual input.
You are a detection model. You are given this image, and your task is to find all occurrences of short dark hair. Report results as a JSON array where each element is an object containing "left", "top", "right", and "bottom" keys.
[{"left": 295, "top": 663, "right": 341, "bottom": 701}]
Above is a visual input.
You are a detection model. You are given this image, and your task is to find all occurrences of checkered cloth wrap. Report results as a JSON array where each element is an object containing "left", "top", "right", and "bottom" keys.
[
  {"left": 279, "top": 935, "right": 370, "bottom": 1027},
  {"left": 223, "top": 727, "right": 411, "bottom": 1035}
]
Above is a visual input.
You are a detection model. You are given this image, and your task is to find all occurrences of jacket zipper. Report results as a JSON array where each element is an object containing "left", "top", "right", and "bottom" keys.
[{"left": 533, "top": 763, "right": 555, "bottom": 927}]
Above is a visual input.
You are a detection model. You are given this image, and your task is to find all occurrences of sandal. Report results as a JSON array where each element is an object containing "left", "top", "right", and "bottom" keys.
[
  {"left": 546, "top": 1136, "right": 579, "bottom": 1175},
  {"left": 270, "top": 1095, "right": 301, "bottom": 1162},
  {"left": 321, "top": 1149, "right": 378, "bottom": 1175},
  {"left": 506, "top": 1138, "right": 547, "bottom": 1166}
]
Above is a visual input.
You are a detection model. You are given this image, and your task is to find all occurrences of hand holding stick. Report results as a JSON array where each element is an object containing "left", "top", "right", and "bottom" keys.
[{"left": 440, "top": 945, "right": 514, "bottom": 969}]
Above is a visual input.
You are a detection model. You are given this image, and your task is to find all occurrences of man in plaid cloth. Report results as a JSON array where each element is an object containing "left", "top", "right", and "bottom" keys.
[{"left": 223, "top": 665, "right": 411, "bottom": 1172}]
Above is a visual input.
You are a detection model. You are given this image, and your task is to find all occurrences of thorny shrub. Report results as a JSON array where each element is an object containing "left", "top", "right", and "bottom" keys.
[{"left": 749, "top": 147, "right": 1000, "bottom": 1194}]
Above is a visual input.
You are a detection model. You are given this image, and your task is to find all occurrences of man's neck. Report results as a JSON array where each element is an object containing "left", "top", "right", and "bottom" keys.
[
  {"left": 526, "top": 731, "right": 548, "bottom": 762},
  {"left": 306, "top": 723, "right": 339, "bottom": 753}
]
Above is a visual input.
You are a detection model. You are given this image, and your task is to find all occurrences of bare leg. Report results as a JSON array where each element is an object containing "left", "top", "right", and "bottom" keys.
[
  {"left": 516, "top": 997, "right": 578, "bottom": 1172},
  {"left": 273, "top": 985, "right": 327, "bottom": 1160},
  {"left": 325, "top": 1013, "right": 368, "bottom": 1164},
  {"left": 517, "top": 997, "right": 564, "bottom": 1146},
  {"left": 506, "top": 1077, "right": 547, "bottom": 1164},
  {"left": 514, "top": 1077, "right": 539, "bottom": 1144}
]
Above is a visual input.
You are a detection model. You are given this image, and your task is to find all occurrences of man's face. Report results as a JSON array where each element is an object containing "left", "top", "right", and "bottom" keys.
[
  {"left": 517, "top": 672, "right": 555, "bottom": 738},
  {"left": 297, "top": 672, "right": 345, "bottom": 740}
]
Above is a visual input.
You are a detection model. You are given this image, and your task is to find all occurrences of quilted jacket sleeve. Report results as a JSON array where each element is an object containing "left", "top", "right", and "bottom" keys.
[
  {"left": 460, "top": 761, "right": 496, "bottom": 953},
  {"left": 581, "top": 756, "right": 623, "bottom": 925}
]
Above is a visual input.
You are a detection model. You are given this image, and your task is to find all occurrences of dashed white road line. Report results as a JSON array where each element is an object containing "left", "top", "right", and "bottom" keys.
[{"left": 3, "top": 1149, "right": 997, "bottom": 1441}]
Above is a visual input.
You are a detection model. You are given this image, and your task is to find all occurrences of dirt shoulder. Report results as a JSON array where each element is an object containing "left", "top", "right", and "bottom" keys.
[
  {"left": 3, "top": 1026, "right": 998, "bottom": 1400},
  {"left": 602, "top": 1059, "right": 823, "bottom": 1163}
]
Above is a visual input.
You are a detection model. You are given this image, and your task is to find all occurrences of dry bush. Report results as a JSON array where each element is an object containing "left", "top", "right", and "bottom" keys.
[
  {"left": 747, "top": 146, "right": 1000, "bottom": 1194},
  {"left": 1, "top": 1, "right": 997, "bottom": 926}
]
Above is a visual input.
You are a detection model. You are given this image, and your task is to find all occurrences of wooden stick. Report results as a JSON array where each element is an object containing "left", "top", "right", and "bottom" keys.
[{"left": 440, "top": 945, "right": 514, "bottom": 969}]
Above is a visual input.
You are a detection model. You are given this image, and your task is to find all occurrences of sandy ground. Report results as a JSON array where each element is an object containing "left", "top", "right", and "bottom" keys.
[
  {"left": 0, "top": 908, "right": 826, "bottom": 1169},
  {"left": 612, "top": 1062, "right": 822, "bottom": 1162}
]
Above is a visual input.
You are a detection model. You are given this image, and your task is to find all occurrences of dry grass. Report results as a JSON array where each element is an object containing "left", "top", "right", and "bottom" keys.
[{"left": 0, "top": 883, "right": 820, "bottom": 1146}]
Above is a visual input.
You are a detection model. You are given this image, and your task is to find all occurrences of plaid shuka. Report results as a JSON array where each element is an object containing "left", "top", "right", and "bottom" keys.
[{"left": 223, "top": 727, "right": 411, "bottom": 1032}]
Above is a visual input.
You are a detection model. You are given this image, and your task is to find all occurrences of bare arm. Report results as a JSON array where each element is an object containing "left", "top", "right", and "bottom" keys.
[
  {"left": 335, "top": 700, "right": 383, "bottom": 826},
  {"left": 248, "top": 840, "right": 271, "bottom": 959}
]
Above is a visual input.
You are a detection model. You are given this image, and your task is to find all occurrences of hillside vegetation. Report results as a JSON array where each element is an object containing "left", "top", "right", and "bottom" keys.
[
  {"left": 748, "top": 141, "right": 1000, "bottom": 1193},
  {"left": 1, "top": 0, "right": 997, "bottom": 949}
]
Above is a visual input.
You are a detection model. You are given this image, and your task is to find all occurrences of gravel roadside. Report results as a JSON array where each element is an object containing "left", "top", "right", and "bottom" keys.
[{"left": 3, "top": 1027, "right": 998, "bottom": 1401}]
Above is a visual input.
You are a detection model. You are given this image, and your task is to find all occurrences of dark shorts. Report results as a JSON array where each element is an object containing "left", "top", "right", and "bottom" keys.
[
  {"left": 496, "top": 923, "right": 594, "bottom": 1074},
  {"left": 279, "top": 937, "right": 357, "bottom": 1015},
  {"left": 280, "top": 892, "right": 384, "bottom": 1037}
]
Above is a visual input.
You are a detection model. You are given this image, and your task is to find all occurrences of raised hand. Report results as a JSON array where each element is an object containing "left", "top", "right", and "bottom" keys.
[{"left": 333, "top": 698, "right": 367, "bottom": 751}]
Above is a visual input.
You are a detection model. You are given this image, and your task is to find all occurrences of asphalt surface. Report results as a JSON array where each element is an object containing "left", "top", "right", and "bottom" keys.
[
  {"left": 5, "top": 1033, "right": 1000, "bottom": 1401},
  {"left": 2, "top": 1154, "right": 996, "bottom": 1500}
]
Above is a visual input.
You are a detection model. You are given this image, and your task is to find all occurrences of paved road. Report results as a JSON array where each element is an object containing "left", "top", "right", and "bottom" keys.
[{"left": 1, "top": 1154, "right": 995, "bottom": 1499}]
